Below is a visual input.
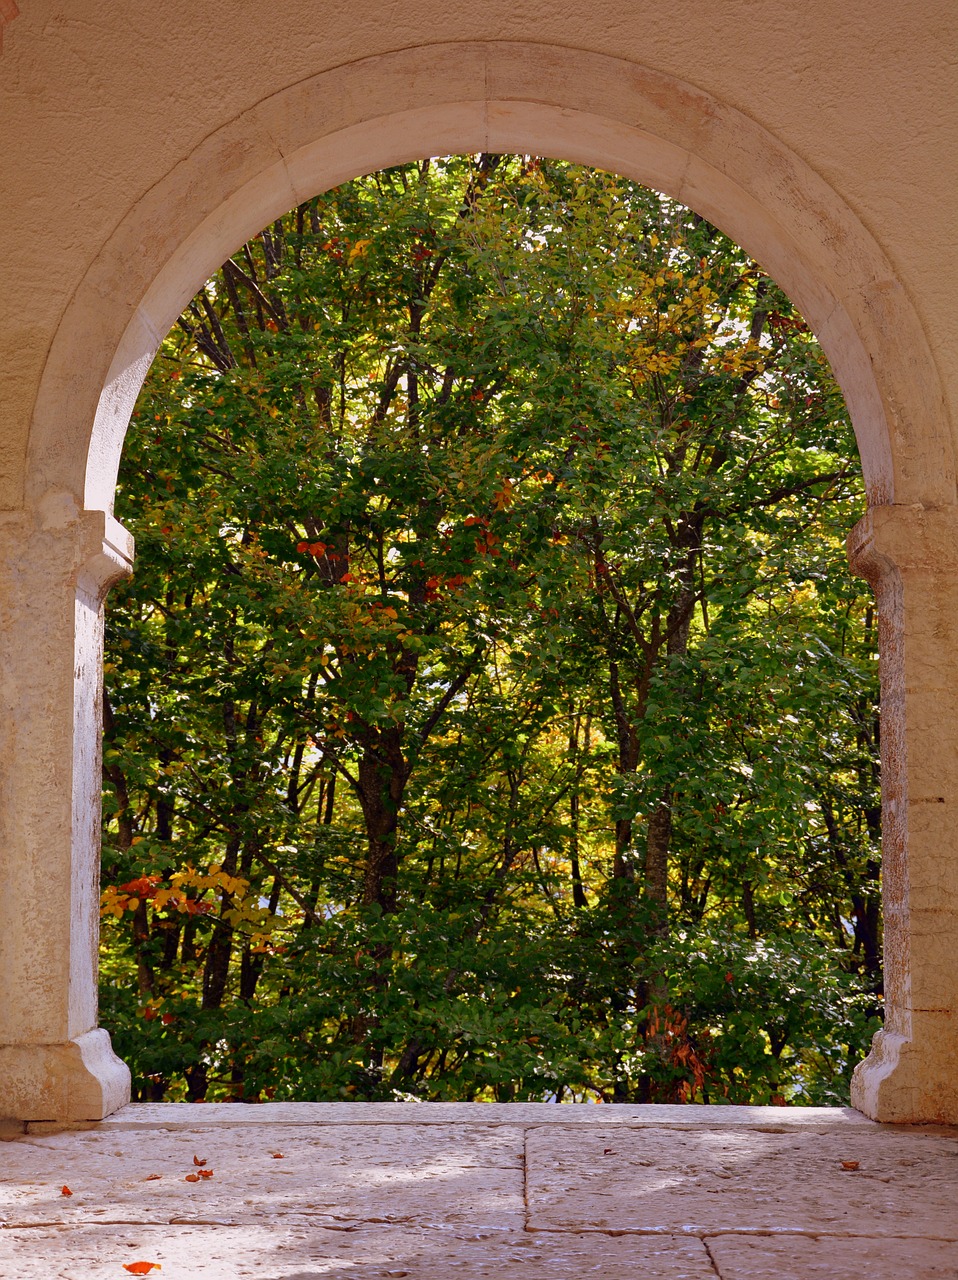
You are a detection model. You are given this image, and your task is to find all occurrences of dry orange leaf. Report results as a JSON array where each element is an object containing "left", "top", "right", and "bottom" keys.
[
  {"left": 840, "top": 1160, "right": 860, "bottom": 1171},
  {"left": 60, "top": 1185, "right": 73, "bottom": 1196},
  {"left": 192, "top": 1155, "right": 207, "bottom": 1166},
  {"left": 123, "top": 1264, "right": 162, "bottom": 1276},
  {"left": 271, "top": 1152, "right": 285, "bottom": 1159},
  {"left": 197, "top": 1168, "right": 214, "bottom": 1179},
  {"left": 184, "top": 1173, "right": 201, "bottom": 1183},
  {"left": 143, "top": 1174, "right": 162, "bottom": 1182}
]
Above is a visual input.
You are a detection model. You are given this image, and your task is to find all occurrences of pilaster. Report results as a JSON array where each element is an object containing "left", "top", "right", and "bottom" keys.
[
  {"left": 0, "top": 499, "right": 133, "bottom": 1120},
  {"left": 848, "top": 504, "right": 958, "bottom": 1123}
]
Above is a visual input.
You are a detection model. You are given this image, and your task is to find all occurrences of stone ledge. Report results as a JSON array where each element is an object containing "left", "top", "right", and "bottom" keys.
[{"left": 44, "top": 1101, "right": 879, "bottom": 1132}]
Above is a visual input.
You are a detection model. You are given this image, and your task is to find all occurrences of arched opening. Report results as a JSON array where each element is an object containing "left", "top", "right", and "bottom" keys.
[
  {"left": 101, "top": 154, "right": 881, "bottom": 1107},
  {"left": 5, "top": 44, "right": 956, "bottom": 1123}
]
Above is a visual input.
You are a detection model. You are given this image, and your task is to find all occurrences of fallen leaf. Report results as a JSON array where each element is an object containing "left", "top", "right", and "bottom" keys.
[
  {"left": 60, "top": 1185, "right": 73, "bottom": 1196},
  {"left": 184, "top": 1173, "right": 201, "bottom": 1183},
  {"left": 143, "top": 1174, "right": 162, "bottom": 1182},
  {"left": 197, "top": 1168, "right": 214, "bottom": 1179},
  {"left": 271, "top": 1152, "right": 285, "bottom": 1159},
  {"left": 840, "top": 1160, "right": 860, "bottom": 1171},
  {"left": 193, "top": 1155, "right": 207, "bottom": 1167},
  {"left": 123, "top": 1265, "right": 162, "bottom": 1276},
  {"left": 602, "top": 1149, "right": 616, "bottom": 1156}
]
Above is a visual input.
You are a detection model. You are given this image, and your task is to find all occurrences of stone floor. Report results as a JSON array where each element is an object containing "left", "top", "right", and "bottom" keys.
[{"left": 2, "top": 1103, "right": 958, "bottom": 1278}]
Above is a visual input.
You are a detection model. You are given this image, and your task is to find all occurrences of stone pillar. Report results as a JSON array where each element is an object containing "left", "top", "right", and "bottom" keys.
[
  {"left": 0, "top": 497, "right": 133, "bottom": 1121},
  {"left": 849, "top": 504, "right": 958, "bottom": 1124}
]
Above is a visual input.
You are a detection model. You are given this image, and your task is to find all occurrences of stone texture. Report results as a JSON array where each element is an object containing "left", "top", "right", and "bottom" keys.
[
  {"left": 3, "top": 1112, "right": 958, "bottom": 1277},
  {"left": 0, "top": 1225, "right": 715, "bottom": 1279},
  {"left": 0, "top": 1124, "right": 525, "bottom": 1229},
  {"left": 847, "top": 505, "right": 958, "bottom": 1124},
  {"left": 0, "top": 510, "right": 133, "bottom": 1123},
  {"left": 706, "top": 1234, "right": 958, "bottom": 1279},
  {"left": 79, "top": 1101, "right": 874, "bottom": 1132},
  {"left": 525, "top": 1125, "right": 958, "bottom": 1236}
]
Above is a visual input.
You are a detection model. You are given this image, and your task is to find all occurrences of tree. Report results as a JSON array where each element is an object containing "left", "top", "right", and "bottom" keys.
[{"left": 100, "top": 156, "right": 880, "bottom": 1105}]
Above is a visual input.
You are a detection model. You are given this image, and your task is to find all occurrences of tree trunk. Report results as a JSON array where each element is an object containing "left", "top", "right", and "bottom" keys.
[
  {"left": 609, "top": 660, "right": 639, "bottom": 879},
  {"left": 644, "top": 799, "right": 672, "bottom": 921},
  {"left": 357, "top": 726, "right": 409, "bottom": 914}
]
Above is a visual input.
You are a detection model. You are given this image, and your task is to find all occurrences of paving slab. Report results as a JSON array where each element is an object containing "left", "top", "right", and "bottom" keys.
[
  {"left": 0, "top": 1125, "right": 523, "bottom": 1229},
  {"left": 525, "top": 1125, "right": 958, "bottom": 1237},
  {"left": 3, "top": 1106, "right": 958, "bottom": 1279},
  {"left": 706, "top": 1233, "right": 958, "bottom": 1279},
  {"left": 0, "top": 1224, "right": 716, "bottom": 1279}
]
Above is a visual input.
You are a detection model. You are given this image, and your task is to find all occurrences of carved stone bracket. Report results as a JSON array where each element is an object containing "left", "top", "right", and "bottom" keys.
[
  {"left": 78, "top": 510, "right": 135, "bottom": 602},
  {"left": 848, "top": 503, "right": 958, "bottom": 583}
]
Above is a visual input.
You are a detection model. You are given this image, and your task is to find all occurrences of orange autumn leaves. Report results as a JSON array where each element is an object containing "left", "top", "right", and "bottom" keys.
[
  {"left": 100, "top": 866, "right": 251, "bottom": 921},
  {"left": 117, "top": 1151, "right": 289, "bottom": 1274},
  {"left": 185, "top": 1152, "right": 214, "bottom": 1182}
]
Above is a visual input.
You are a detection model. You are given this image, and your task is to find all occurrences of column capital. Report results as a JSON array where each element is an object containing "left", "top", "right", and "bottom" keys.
[
  {"left": 0, "top": 501, "right": 134, "bottom": 599},
  {"left": 77, "top": 509, "right": 135, "bottom": 599},
  {"left": 848, "top": 503, "right": 958, "bottom": 583}
]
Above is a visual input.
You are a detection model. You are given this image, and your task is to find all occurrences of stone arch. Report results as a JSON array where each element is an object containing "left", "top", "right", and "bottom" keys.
[
  {"left": 7, "top": 42, "right": 958, "bottom": 1123},
  {"left": 28, "top": 43, "right": 951, "bottom": 514}
]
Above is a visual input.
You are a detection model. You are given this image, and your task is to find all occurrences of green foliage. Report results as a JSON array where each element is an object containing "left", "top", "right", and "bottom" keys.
[{"left": 100, "top": 156, "right": 881, "bottom": 1105}]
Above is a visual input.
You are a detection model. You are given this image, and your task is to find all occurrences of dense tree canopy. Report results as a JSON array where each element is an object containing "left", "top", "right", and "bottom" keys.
[{"left": 100, "top": 155, "right": 881, "bottom": 1105}]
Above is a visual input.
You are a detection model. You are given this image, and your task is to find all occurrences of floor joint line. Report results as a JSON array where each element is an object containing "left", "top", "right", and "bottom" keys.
[{"left": 701, "top": 1235, "right": 723, "bottom": 1279}]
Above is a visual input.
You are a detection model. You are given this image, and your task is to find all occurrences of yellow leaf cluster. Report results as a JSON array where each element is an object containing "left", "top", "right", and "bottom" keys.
[
  {"left": 492, "top": 478, "right": 514, "bottom": 511},
  {"left": 99, "top": 865, "right": 251, "bottom": 919},
  {"left": 348, "top": 239, "right": 373, "bottom": 264}
]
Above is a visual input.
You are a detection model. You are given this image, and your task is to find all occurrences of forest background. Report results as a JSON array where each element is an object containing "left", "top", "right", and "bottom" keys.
[{"left": 99, "top": 154, "right": 882, "bottom": 1106}]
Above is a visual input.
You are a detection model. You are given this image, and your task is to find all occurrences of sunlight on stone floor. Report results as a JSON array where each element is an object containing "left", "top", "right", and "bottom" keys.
[{"left": 2, "top": 1104, "right": 957, "bottom": 1278}]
